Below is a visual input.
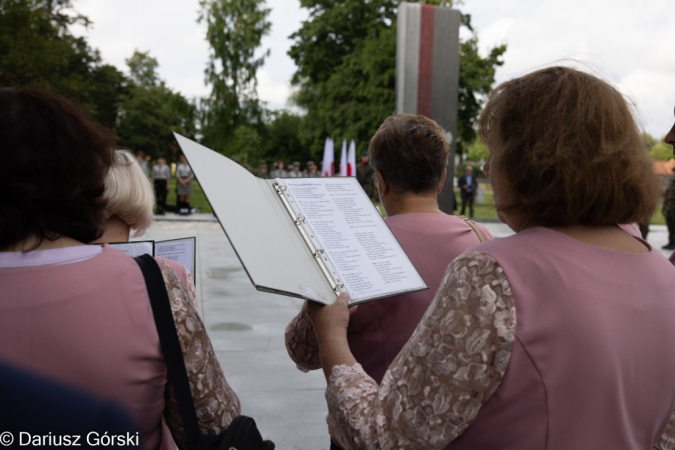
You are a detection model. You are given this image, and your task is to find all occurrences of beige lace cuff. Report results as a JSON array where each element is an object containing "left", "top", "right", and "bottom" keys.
[
  {"left": 325, "top": 252, "right": 516, "bottom": 449},
  {"left": 285, "top": 302, "right": 322, "bottom": 372}
]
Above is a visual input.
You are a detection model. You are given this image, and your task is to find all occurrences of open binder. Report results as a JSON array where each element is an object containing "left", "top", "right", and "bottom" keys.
[{"left": 174, "top": 133, "right": 427, "bottom": 305}]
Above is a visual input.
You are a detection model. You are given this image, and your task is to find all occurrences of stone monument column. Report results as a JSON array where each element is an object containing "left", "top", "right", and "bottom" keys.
[{"left": 396, "top": 2, "right": 461, "bottom": 213}]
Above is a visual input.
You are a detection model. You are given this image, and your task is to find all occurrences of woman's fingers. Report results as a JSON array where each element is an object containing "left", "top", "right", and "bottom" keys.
[{"left": 307, "top": 293, "right": 352, "bottom": 340}]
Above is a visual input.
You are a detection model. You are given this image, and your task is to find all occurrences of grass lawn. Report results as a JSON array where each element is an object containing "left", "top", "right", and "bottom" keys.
[
  {"left": 165, "top": 178, "right": 213, "bottom": 213},
  {"left": 468, "top": 183, "right": 666, "bottom": 225}
]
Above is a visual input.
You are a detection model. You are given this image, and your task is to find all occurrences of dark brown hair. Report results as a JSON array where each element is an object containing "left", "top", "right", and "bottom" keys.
[
  {"left": 0, "top": 87, "right": 116, "bottom": 249},
  {"left": 369, "top": 114, "right": 449, "bottom": 194},
  {"left": 478, "top": 66, "right": 660, "bottom": 226}
]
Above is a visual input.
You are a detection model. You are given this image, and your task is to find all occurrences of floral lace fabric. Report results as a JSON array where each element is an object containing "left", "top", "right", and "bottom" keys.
[
  {"left": 325, "top": 252, "right": 516, "bottom": 449},
  {"left": 159, "top": 260, "right": 241, "bottom": 448},
  {"left": 285, "top": 301, "right": 321, "bottom": 372},
  {"left": 655, "top": 408, "right": 675, "bottom": 450}
]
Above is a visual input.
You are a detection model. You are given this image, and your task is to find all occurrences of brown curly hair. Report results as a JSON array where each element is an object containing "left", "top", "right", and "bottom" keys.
[{"left": 478, "top": 66, "right": 660, "bottom": 226}]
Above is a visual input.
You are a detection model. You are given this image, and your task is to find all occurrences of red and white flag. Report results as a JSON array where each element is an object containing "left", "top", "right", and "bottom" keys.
[
  {"left": 339, "top": 139, "right": 347, "bottom": 176},
  {"left": 347, "top": 140, "right": 356, "bottom": 176},
  {"left": 322, "top": 137, "right": 334, "bottom": 177}
]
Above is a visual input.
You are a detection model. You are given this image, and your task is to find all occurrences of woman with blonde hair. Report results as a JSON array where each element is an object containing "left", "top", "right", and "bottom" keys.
[
  {"left": 94, "top": 149, "right": 155, "bottom": 242},
  {"left": 305, "top": 67, "right": 675, "bottom": 449}
]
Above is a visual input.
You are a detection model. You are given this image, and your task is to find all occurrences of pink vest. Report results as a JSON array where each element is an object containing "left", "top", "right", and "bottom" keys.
[
  {"left": 450, "top": 227, "right": 675, "bottom": 449},
  {"left": 347, "top": 213, "right": 490, "bottom": 384},
  {"left": 0, "top": 246, "right": 189, "bottom": 450}
]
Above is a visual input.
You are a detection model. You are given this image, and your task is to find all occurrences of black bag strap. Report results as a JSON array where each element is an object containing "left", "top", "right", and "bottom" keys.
[{"left": 134, "top": 254, "right": 202, "bottom": 449}]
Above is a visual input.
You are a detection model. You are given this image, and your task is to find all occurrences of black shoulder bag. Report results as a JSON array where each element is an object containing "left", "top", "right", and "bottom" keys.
[{"left": 134, "top": 254, "right": 274, "bottom": 450}]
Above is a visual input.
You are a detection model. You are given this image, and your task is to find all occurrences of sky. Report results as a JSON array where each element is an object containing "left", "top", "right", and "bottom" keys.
[{"left": 71, "top": 0, "right": 675, "bottom": 139}]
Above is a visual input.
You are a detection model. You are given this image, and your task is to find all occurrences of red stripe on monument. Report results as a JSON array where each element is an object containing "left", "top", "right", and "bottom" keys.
[{"left": 417, "top": 5, "right": 435, "bottom": 117}]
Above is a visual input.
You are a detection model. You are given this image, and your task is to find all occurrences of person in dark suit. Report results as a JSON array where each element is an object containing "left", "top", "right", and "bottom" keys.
[
  {"left": 0, "top": 360, "right": 138, "bottom": 449},
  {"left": 457, "top": 165, "right": 478, "bottom": 218}
]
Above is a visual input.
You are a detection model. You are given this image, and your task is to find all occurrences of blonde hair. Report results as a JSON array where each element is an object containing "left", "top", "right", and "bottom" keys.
[{"left": 103, "top": 150, "right": 154, "bottom": 236}]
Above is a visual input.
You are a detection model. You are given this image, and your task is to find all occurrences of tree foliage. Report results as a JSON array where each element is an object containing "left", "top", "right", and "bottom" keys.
[
  {"left": 116, "top": 51, "right": 197, "bottom": 160},
  {"left": 288, "top": 0, "right": 506, "bottom": 158},
  {"left": 199, "top": 0, "right": 271, "bottom": 155},
  {"left": 0, "top": 0, "right": 125, "bottom": 125}
]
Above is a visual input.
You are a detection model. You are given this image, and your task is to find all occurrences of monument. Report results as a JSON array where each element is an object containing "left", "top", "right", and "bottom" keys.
[{"left": 396, "top": 2, "right": 461, "bottom": 213}]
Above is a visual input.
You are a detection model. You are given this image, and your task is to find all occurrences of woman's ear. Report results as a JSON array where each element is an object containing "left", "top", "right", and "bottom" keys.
[
  {"left": 437, "top": 169, "right": 447, "bottom": 194},
  {"left": 375, "top": 170, "right": 388, "bottom": 198}
]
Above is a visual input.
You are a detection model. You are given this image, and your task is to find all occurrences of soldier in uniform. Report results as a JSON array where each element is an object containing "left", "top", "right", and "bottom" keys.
[
  {"left": 288, "top": 161, "right": 303, "bottom": 178},
  {"left": 306, "top": 161, "right": 319, "bottom": 177},
  {"left": 257, "top": 161, "right": 270, "bottom": 179},
  {"left": 270, "top": 160, "right": 288, "bottom": 178}
]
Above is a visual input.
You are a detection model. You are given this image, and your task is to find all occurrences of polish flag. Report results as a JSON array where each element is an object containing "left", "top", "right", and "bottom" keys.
[
  {"left": 339, "top": 140, "right": 347, "bottom": 176},
  {"left": 322, "top": 137, "right": 334, "bottom": 177},
  {"left": 347, "top": 140, "right": 356, "bottom": 176}
]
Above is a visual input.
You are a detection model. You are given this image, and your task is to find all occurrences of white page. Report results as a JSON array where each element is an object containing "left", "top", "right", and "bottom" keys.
[
  {"left": 173, "top": 133, "right": 336, "bottom": 304},
  {"left": 155, "top": 238, "right": 196, "bottom": 283},
  {"left": 108, "top": 241, "right": 154, "bottom": 258},
  {"left": 280, "top": 178, "right": 427, "bottom": 304}
]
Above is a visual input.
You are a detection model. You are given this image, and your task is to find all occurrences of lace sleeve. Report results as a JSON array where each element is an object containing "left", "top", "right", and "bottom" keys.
[
  {"left": 159, "top": 260, "right": 241, "bottom": 449},
  {"left": 285, "top": 303, "right": 322, "bottom": 372},
  {"left": 655, "top": 409, "right": 675, "bottom": 449},
  {"left": 325, "top": 252, "right": 515, "bottom": 449}
]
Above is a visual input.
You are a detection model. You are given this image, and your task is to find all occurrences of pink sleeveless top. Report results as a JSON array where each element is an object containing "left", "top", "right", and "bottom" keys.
[
  {"left": 347, "top": 213, "right": 492, "bottom": 383},
  {"left": 449, "top": 227, "right": 675, "bottom": 449},
  {"left": 0, "top": 246, "right": 191, "bottom": 450}
]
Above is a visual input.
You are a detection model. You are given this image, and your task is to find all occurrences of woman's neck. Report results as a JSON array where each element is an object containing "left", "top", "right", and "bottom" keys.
[
  {"left": 383, "top": 192, "right": 444, "bottom": 217},
  {"left": 91, "top": 216, "right": 131, "bottom": 244}
]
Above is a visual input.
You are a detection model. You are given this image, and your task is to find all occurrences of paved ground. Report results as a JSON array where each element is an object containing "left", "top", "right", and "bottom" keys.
[{"left": 144, "top": 213, "right": 673, "bottom": 448}]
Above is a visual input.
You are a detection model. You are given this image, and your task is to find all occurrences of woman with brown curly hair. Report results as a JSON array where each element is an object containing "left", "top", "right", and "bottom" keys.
[
  {"left": 305, "top": 67, "right": 675, "bottom": 449},
  {"left": 0, "top": 88, "right": 240, "bottom": 450}
]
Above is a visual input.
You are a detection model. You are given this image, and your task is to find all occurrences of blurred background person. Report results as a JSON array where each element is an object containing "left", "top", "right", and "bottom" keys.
[
  {"left": 665, "top": 106, "right": 675, "bottom": 263},
  {"left": 175, "top": 153, "right": 194, "bottom": 215},
  {"left": 288, "top": 161, "right": 303, "bottom": 177},
  {"left": 136, "top": 151, "right": 149, "bottom": 178},
  {"left": 0, "top": 87, "right": 240, "bottom": 450},
  {"left": 356, "top": 151, "right": 375, "bottom": 200},
  {"left": 303, "top": 67, "right": 675, "bottom": 449},
  {"left": 257, "top": 161, "right": 270, "bottom": 179},
  {"left": 306, "top": 161, "right": 319, "bottom": 177},
  {"left": 151, "top": 155, "right": 170, "bottom": 215},
  {"left": 285, "top": 113, "right": 492, "bottom": 449},
  {"left": 270, "top": 160, "right": 287, "bottom": 178},
  {"left": 458, "top": 164, "right": 478, "bottom": 218},
  {"left": 662, "top": 167, "right": 675, "bottom": 250}
]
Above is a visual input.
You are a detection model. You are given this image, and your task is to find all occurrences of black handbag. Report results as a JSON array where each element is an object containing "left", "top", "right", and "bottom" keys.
[{"left": 134, "top": 254, "right": 274, "bottom": 450}]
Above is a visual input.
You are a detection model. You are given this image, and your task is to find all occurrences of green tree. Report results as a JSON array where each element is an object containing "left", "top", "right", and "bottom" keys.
[
  {"left": 288, "top": 0, "right": 505, "bottom": 157},
  {"left": 198, "top": 0, "right": 271, "bottom": 155},
  {"left": 262, "top": 110, "right": 305, "bottom": 163},
  {"left": 117, "top": 51, "right": 197, "bottom": 160},
  {"left": 466, "top": 137, "right": 490, "bottom": 162},
  {"left": 0, "top": 0, "right": 126, "bottom": 125},
  {"left": 650, "top": 141, "right": 674, "bottom": 161}
]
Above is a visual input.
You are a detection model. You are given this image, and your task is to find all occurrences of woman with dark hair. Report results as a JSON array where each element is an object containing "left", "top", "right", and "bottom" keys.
[
  {"left": 0, "top": 88, "right": 240, "bottom": 450},
  {"left": 285, "top": 114, "right": 492, "bottom": 449},
  {"left": 303, "top": 68, "right": 675, "bottom": 449}
]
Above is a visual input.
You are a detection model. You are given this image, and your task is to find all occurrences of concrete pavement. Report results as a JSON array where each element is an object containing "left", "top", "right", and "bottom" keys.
[{"left": 139, "top": 215, "right": 673, "bottom": 448}]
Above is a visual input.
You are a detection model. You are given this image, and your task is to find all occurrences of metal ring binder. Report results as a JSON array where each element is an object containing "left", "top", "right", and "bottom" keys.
[{"left": 273, "top": 183, "right": 343, "bottom": 297}]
